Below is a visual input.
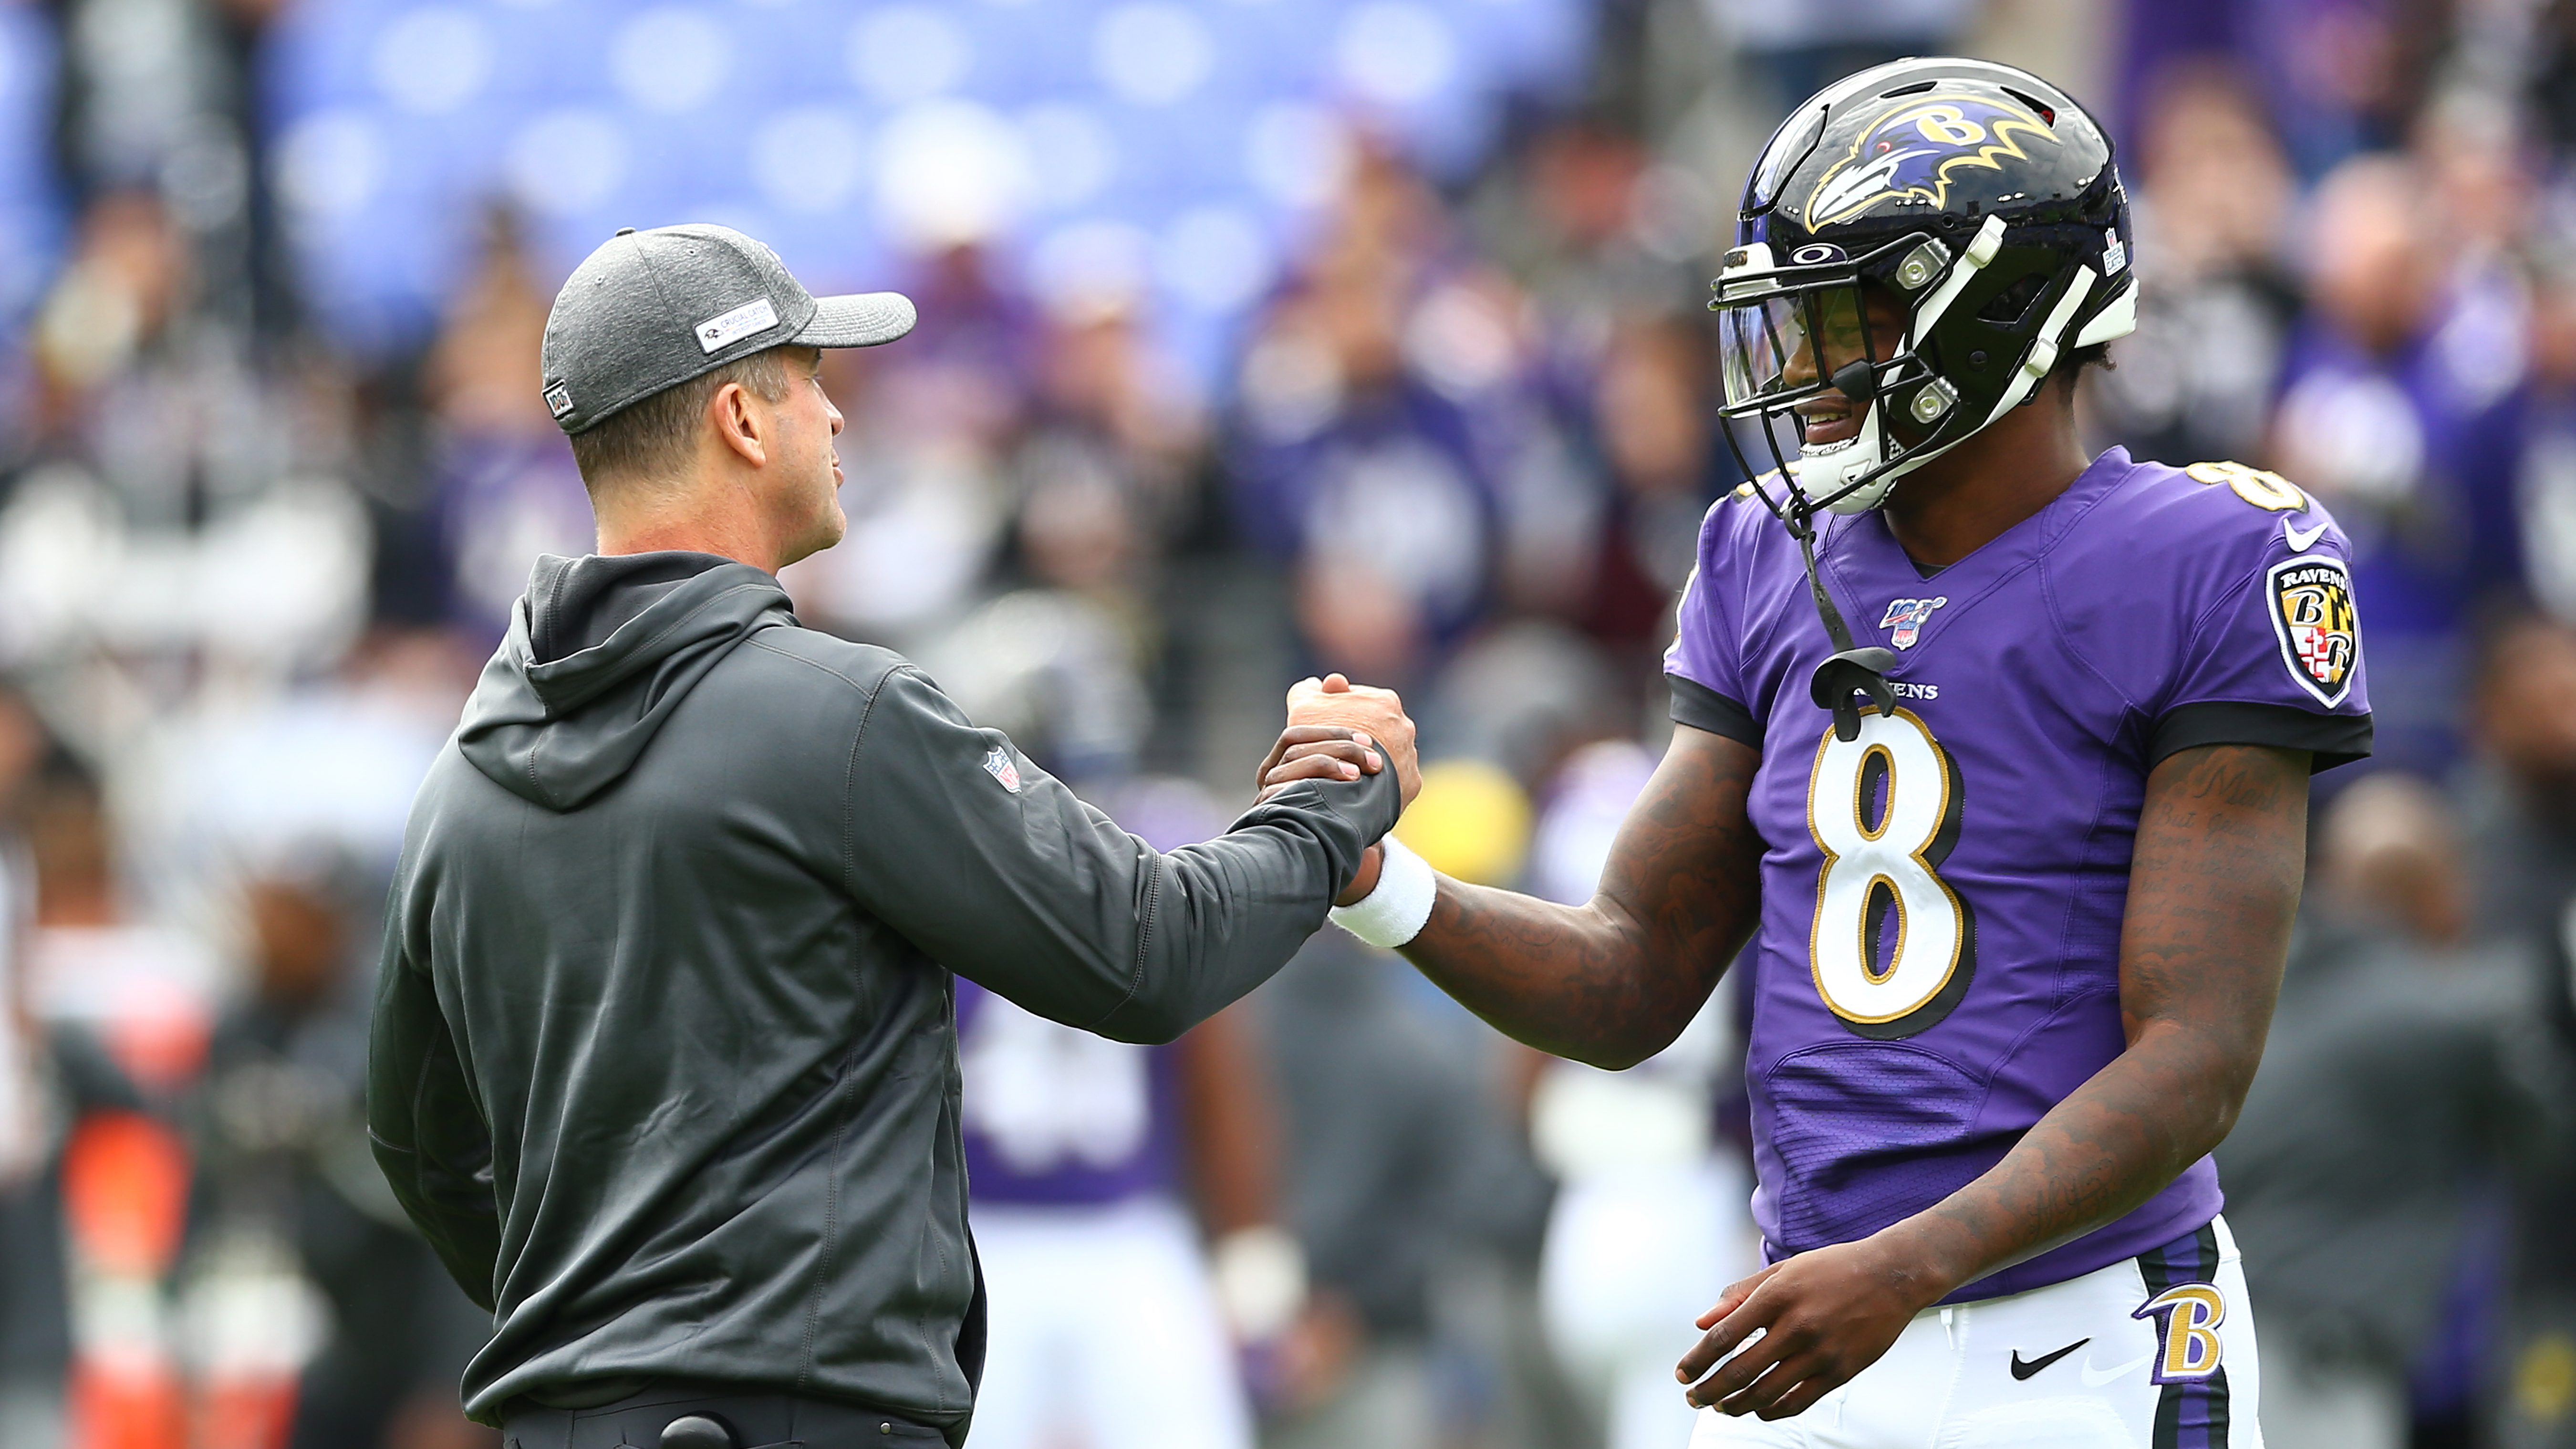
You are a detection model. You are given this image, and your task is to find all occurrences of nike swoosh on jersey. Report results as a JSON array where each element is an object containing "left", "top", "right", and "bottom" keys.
[
  {"left": 2284, "top": 517, "right": 2328, "bottom": 552},
  {"left": 2008, "top": 1338, "right": 2089, "bottom": 1380},
  {"left": 2079, "top": 1351, "right": 2157, "bottom": 1386}
]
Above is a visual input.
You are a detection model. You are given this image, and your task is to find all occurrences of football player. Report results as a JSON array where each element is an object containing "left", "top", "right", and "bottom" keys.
[
  {"left": 951, "top": 980, "right": 1283, "bottom": 1449},
  {"left": 1283, "top": 57, "right": 2369, "bottom": 1446}
]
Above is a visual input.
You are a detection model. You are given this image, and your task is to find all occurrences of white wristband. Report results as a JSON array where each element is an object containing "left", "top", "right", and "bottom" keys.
[{"left": 1328, "top": 833, "right": 1436, "bottom": 949}]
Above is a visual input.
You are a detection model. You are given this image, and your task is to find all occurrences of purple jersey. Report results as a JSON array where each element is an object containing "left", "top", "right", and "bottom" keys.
[
  {"left": 1665, "top": 447, "right": 2370, "bottom": 1301},
  {"left": 956, "top": 978, "right": 1180, "bottom": 1207}
]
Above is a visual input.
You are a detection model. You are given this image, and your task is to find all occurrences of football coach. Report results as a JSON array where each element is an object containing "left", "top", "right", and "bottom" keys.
[{"left": 367, "top": 224, "right": 1416, "bottom": 1449}]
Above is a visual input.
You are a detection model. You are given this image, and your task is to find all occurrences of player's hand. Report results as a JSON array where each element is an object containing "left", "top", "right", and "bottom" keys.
[
  {"left": 1673, "top": 1236, "right": 1941, "bottom": 1420},
  {"left": 1284, "top": 673, "right": 1420, "bottom": 807},
  {"left": 1254, "top": 725, "right": 1383, "bottom": 804},
  {"left": 1261, "top": 739, "right": 1397, "bottom": 906}
]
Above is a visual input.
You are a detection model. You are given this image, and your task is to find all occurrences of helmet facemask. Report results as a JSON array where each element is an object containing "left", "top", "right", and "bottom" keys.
[{"left": 1712, "top": 216, "right": 2024, "bottom": 517}]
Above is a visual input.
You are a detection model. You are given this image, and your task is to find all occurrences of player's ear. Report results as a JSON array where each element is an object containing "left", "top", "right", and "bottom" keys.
[
  {"left": 2056, "top": 363, "right": 2088, "bottom": 407},
  {"left": 2028, "top": 359, "right": 2084, "bottom": 409}
]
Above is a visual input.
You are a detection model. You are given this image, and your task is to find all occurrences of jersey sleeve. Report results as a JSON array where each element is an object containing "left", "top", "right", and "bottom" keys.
[
  {"left": 1663, "top": 497, "right": 1762, "bottom": 747},
  {"left": 2150, "top": 523, "right": 2374, "bottom": 772}
]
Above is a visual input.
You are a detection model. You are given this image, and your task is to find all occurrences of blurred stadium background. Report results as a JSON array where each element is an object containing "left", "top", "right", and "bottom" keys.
[{"left": 4, "top": 0, "right": 2576, "bottom": 1446}]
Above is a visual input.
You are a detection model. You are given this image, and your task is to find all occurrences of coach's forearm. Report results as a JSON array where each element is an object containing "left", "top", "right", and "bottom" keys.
[
  {"left": 1088, "top": 769, "right": 1402, "bottom": 1043},
  {"left": 856, "top": 667, "right": 1400, "bottom": 1042},
  {"left": 366, "top": 939, "right": 505, "bottom": 1310}
]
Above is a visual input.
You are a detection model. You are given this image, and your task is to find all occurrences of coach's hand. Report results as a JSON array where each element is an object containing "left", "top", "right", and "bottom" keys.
[
  {"left": 1674, "top": 1235, "right": 1941, "bottom": 1420},
  {"left": 1284, "top": 673, "right": 1420, "bottom": 807}
]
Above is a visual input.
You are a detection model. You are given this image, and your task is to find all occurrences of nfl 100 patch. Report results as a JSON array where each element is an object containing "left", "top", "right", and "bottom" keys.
[
  {"left": 1879, "top": 596, "right": 1947, "bottom": 650},
  {"left": 2266, "top": 556, "right": 2360, "bottom": 707},
  {"left": 983, "top": 746, "right": 1022, "bottom": 794}
]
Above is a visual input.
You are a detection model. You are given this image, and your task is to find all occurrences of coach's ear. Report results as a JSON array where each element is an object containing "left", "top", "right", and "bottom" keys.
[{"left": 708, "top": 377, "right": 770, "bottom": 469}]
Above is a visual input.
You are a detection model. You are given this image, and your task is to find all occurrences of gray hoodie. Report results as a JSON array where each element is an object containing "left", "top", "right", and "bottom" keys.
[{"left": 368, "top": 552, "right": 1394, "bottom": 1439}]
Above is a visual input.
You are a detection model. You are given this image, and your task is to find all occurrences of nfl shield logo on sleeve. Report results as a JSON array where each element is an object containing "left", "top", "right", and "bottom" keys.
[
  {"left": 2266, "top": 557, "right": 2359, "bottom": 707},
  {"left": 982, "top": 747, "right": 1023, "bottom": 794},
  {"left": 1879, "top": 596, "right": 1947, "bottom": 650}
]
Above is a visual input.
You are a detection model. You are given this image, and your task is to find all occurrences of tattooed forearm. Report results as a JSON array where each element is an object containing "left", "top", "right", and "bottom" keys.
[
  {"left": 1397, "top": 726, "right": 1765, "bottom": 1068},
  {"left": 1886, "top": 742, "right": 2308, "bottom": 1293}
]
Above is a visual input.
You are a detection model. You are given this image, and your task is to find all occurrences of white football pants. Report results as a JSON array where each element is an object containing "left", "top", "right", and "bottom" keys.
[
  {"left": 1690, "top": 1217, "right": 2264, "bottom": 1449},
  {"left": 966, "top": 1198, "right": 1253, "bottom": 1449}
]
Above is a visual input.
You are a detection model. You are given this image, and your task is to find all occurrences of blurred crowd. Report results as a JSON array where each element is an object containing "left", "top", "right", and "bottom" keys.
[{"left": 6, "top": 0, "right": 2576, "bottom": 1448}]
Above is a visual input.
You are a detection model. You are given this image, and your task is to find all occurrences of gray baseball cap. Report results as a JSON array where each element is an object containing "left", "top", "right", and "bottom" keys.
[{"left": 540, "top": 223, "right": 916, "bottom": 435}]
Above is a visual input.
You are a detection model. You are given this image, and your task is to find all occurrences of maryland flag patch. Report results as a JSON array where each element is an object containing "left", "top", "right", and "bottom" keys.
[{"left": 2267, "top": 557, "right": 2360, "bottom": 707}]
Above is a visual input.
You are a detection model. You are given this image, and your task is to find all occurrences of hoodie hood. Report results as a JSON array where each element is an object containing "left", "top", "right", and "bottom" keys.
[{"left": 457, "top": 552, "right": 794, "bottom": 810}]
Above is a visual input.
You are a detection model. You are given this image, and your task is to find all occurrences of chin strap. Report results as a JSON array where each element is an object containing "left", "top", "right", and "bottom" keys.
[
  {"left": 1723, "top": 406, "right": 1899, "bottom": 744},
  {"left": 1782, "top": 496, "right": 1898, "bottom": 742}
]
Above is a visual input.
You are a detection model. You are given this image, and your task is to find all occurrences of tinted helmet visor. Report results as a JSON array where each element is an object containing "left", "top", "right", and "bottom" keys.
[{"left": 1714, "top": 281, "right": 1876, "bottom": 412}]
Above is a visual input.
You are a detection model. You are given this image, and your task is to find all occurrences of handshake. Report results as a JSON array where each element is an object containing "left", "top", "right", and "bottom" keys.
[{"left": 1253, "top": 673, "right": 1422, "bottom": 907}]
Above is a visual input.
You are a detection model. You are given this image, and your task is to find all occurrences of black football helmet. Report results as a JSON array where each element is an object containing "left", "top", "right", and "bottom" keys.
[{"left": 1709, "top": 56, "right": 2137, "bottom": 738}]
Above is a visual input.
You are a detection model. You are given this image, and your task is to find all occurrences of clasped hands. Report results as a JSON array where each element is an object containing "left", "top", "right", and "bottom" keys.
[{"left": 1253, "top": 673, "right": 1421, "bottom": 907}]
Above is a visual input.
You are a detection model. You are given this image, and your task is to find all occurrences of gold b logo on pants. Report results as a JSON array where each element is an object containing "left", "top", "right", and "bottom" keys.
[{"left": 2134, "top": 1283, "right": 2226, "bottom": 1384}]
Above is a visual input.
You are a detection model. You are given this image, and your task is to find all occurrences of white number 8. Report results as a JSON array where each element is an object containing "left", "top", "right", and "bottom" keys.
[{"left": 1805, "top": 707, "right": 1977, "bottom": 1038}]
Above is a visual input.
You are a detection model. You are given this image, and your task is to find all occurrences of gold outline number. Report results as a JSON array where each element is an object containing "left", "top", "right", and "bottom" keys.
[
  {"left": 2184, "top": 459, "right": 2308, "bottom": 513},
  {"left": 1805, "top": 708, "right": 1976, "bottom": 1037}
]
